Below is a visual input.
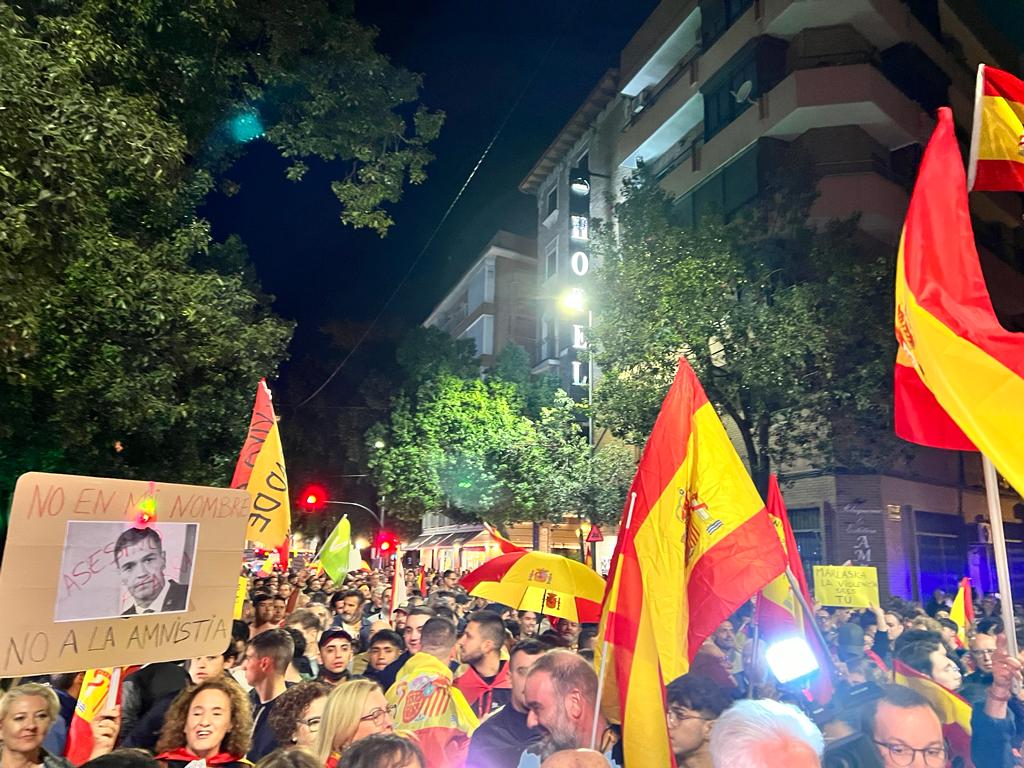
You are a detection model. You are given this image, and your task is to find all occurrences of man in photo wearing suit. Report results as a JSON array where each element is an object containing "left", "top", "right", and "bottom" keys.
[{"left": 115, "top": 526, "right": 189, "bottom": 615}]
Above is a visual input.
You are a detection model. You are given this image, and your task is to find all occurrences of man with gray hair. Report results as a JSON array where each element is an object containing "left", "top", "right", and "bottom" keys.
[
  {"left": 518, "top": 650, "right": 621, "bottom": 768},
  {"left": 709, "top": 698, "right": 823, "bottom": 768}
]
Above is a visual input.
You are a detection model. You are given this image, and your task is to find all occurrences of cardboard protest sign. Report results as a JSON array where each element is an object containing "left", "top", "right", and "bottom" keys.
[
  {"left": 813, "top": 565, "right": 880, "bottom": 608},
  {"left": 0, "top": 472, "right": 249, "bottom": 677}
]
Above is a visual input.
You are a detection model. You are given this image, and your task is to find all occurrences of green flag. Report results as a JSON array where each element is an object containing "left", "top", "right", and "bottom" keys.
[{"left": 320, "top": 515, "right": 359, "bottom": 580}]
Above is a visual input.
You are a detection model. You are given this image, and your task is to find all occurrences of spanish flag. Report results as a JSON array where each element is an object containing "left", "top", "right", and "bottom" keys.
[
  {"left": 756, "top": 475, "right": 832, "bottom": 701},
  {"left": 597, "top": 359, "right": 786, "bottom": 767},
  {"left": 65, "top": 668, "right": 122, "bottom": 765},
  {"left": 949, "top": 577, "right": 974, "bottom": 648},
  {"left": 893, "top": 660, "right": 973, "bottom": 767},
  {"left": 482, "top": 522, "right": 526, "bottom": 553},
  {"left": 968, "top": 64, "right": 1024, "bottom": 192},
  {"left": 895, "top": 107, "right": 1024, "bottom": 496}
]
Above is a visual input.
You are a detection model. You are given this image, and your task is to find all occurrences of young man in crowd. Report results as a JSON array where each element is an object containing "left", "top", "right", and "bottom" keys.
[
  {"left": 387, "top": 617, "right": 479, "bottom": 768},
  {"left": 664, "top": 673, "right": 734, "bottom": 768},
  {"left": 251, "top": 594, "right": 280, "bottom": 636},
  {"left": 317, "top": 627, "right": 354, "bottom": 686},
  {"left": 456, "top": 611, "right": 513, "bottom": 718},
  {"left": 467, "top": 639, "right": 549, "bottom": 768},
  {"left": 245, "top": 628, "right": 295, "bottom": 761},
  {"left": 331, "top": 589, "right": 373, "bottom": 649},
  {"left": 367, "top": 629, "right": 405, "bottom": 673},
  {"left": 285, "top": 608, "right": 324, "bottom": 679}
]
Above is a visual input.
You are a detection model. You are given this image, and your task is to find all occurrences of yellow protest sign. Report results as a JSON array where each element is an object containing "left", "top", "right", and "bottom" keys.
[
  {"left": 813, "top": 565, "right": 879, "bottom": 608},
  {"left": 233, "top": 576, "right": 248, "bottom": 619},
  {"left": 246, "top": 421, "right": 290, "bottom": 547}
]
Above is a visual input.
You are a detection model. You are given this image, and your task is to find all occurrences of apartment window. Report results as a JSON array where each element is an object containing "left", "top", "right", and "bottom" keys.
[
  {"left": 704, "top": 55, "right": 758, "bottom": 140},
  {"left": 545, "top": 241, "right": 558, "bottom": 280},
  {"left": 701, "top": 0, "right": 755, "bottom": 49},
  {"left": 788, "top": 507, "right": 823, "bottom": 588},
  {"left": 570, "top": 215, "right": 589, "bottom": 241},
  {"left": 576, "top": 151, "right": 590, "bottom": 172},
  {"left": 546, "top": 187, "right": 558, "bottom": 217}
]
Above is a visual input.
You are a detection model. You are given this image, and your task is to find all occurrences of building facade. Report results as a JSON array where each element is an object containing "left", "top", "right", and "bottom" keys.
[
  {"left": 519, "top": 0, "right": 1024, "bottom": 600},
  {"left": 423, "top": 230, "right": 537, "bottom": 367}
]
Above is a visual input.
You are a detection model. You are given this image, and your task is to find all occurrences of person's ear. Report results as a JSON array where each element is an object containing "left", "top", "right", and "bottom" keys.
[{"left": 565, "top": 690, "right": 584, "bottom": 720}]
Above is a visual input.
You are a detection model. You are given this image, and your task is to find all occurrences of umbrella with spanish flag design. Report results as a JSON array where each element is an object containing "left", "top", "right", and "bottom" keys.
[{"left": 459, "top": 550, "right": 605, "bottom": 623}]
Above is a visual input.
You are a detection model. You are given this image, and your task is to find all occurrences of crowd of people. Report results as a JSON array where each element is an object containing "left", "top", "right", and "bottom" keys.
[{"left": 3, "top": 566, "right": 1024, "bottom": 768}]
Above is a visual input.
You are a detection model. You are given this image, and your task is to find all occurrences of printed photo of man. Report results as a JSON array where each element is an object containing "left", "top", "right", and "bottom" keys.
[{"left": 115, "top": 527, "right": 189, "bottom": 615}]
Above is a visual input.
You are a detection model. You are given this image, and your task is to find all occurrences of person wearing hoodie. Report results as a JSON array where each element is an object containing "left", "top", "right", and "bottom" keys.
[
  {"left": 466, "top": 640, "right": 549, "bottom": 768},
  {"left": 456, "top": 611, "right": 513, "bottom": 718},
  {"left": 386, "top": 617, "right": 479, "bottom": 768}
]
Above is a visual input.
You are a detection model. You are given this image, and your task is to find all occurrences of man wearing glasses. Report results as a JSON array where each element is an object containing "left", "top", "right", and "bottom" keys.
[
  {"left": 664, "top": 673, "right": 733, "bottom": 768},
  {"left": 864, "top": 685, "right": 947, "bottom": 767},
  {"left": 961, "top": 632, "right": 997, "bottom": 704}
]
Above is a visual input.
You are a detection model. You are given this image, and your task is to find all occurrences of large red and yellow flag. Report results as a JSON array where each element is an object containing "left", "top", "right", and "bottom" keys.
[
  {"left": 755, "top": 475, "right": 832, "bottom": 701},
  {"left": 949, "top": 577, "right": 974, "bottom": 648},
  {"left": 895, "top": 107, "right": 1024, "bottom": 495},
  {"left": 231, "top": 379, "right": 275, "bottom": 490},
  {"left": 968, "top": 64, "right": 1024, "bottom": 192},
  {"left": 597, "top": 358, "right": 786, "bottom": 767},
  {"left": 893, "top": 660, "right": 973, "bottom": 766}
]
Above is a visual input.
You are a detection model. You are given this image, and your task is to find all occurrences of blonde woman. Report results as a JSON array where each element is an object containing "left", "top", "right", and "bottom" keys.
[
  {"left": 0, "top": 683, "right": 118, "bottom": 768},
  {"left": 314, "top": 681, "right": 395, "bottom": 768}
]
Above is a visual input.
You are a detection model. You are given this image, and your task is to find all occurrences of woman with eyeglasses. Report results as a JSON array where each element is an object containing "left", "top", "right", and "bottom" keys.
[
  {"left": 314, "top": 680, "right": 396, "bottom": 768},
  {"left": 269, "top": 682, "right": 331, "bottom": 751}
]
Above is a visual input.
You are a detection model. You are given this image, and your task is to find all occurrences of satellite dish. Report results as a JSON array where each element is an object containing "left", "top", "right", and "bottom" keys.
[{"left": 731, "top": 80, "right": 754, "bottom": 104}]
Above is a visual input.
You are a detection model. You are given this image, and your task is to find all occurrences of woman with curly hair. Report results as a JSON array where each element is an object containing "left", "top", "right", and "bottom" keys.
[
  {"left": 268, "top": 682, "right": 330, "bottom": 750},
  {"left": 313, "top": 680, "right": 394, "bottom": 768},
  {"left": 155, "top": 679, "right": 253, "bottom": 768}
]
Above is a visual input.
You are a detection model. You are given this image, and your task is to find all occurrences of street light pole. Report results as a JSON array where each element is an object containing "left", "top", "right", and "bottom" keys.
[{"left": 323, "top": 499, "right": 384, "bottom": 528}]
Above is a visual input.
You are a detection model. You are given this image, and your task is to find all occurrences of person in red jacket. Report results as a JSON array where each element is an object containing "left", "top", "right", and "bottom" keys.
[{"left": 456, "top": 611, "right": 513, "bottom": 718}]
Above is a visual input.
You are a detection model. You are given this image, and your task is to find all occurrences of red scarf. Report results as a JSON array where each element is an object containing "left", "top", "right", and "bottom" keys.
[{"left": 156, "top": 748, "right": 249, "bottom": 766}]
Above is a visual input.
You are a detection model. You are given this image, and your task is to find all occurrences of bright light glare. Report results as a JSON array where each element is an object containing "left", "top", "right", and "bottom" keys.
[
  {"left": 305, "top": 494, "right": 318, "bottom": 505},
  {"left": 228, "top": 110, "right": 264, "bottom": 143},
  {"left": 560, "top": 287, "right": 586, "bottom": 313},
  {"left": 764, "top": 637, "right": 819, "bottom": 684},
  {"left": 355, "top": 537, "right": 369, "bottom": 549},
  {"left": 373, "top": 439, "right": 386, "bottom": 449}
]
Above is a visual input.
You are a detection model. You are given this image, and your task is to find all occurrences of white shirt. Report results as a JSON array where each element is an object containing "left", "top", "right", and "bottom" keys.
[{"left": 130, "top": 577, "right": 171, "bottom": 614}]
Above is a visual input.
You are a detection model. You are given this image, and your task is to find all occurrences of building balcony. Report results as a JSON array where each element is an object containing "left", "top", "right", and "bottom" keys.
[{"left": 658, "top": 62, "right": 930, "bottom": 201}]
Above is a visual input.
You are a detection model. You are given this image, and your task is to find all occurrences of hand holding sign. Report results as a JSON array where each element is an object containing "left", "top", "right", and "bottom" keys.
[{"left": 813, "top": 565, "right": 880, "bottom": 609}]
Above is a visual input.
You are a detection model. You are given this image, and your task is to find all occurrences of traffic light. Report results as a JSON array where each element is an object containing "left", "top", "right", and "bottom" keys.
[
  {"left": 299, "top": 483, "right": 328, "bottom": 512},
  {"left": 374, "top": 530, "right": 399, "bottom": 558}
]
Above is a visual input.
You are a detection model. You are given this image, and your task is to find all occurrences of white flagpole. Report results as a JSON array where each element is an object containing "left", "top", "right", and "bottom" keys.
[{"left": 983, "top": 456, "right": 1018, "bottom": 657}]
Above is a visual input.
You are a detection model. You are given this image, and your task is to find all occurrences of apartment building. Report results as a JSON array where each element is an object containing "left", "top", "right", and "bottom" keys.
[
  {"left": 519, "top": 0, "right": 1024, "bottom": 600},
  {"left": 423, "top": 230, "right": 537, "bottom": 367}
]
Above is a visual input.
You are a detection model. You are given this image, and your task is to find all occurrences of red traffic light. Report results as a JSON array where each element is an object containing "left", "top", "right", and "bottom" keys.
[
  {"left": 374, "top": 530, "right": 399, "bottom": 557},
  {"left": 299, "top": 483, "right": 328, "bottom": 511}
]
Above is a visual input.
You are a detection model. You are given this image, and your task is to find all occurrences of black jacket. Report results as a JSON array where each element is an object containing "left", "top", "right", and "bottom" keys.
[{"left": 122, "top": 580, "right": 189, "bottom": 615}]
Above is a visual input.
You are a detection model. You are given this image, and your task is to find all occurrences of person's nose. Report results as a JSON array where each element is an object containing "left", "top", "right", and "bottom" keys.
[{"left": 526, "top": 710, "right": 538, "bottom": 729}]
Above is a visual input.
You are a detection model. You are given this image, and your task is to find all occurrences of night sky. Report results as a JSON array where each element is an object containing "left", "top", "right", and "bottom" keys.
[
  {"left": 201, "top": 0, "right": 660, "bottom": 405},
  {"left": 201, "top": 0, "right": 1024, "bottom": 408}
]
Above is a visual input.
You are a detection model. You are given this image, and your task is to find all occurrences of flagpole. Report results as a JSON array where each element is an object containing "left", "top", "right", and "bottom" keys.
[
  {"left": 983, "top": 456, "right": 1018, "bottom": 657},
  {"left": 591, "top": 491, "right": 636, "bottom": 750},
  {"left": 747, "top": 603, "right": 760, "bottom": 698},
  {"left": 784, "top": 567, "right": 838, "bottom": 681}
]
